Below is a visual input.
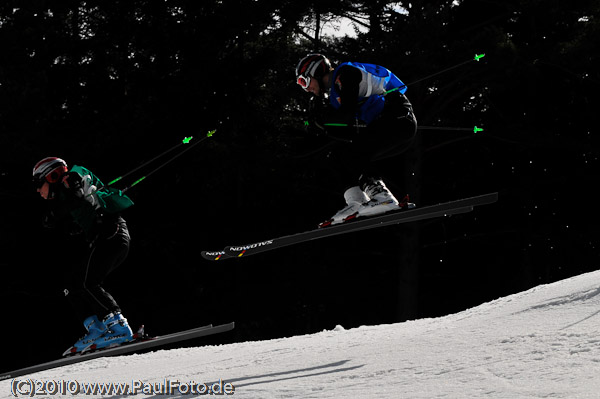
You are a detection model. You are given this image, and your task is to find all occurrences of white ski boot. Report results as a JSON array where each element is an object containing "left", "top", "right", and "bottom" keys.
[
  {"left": 358, "top": 179, "right": 411, "bottom": 217},
  {"left": 319, "top": 186, "right": 369, "bottom": 228}
]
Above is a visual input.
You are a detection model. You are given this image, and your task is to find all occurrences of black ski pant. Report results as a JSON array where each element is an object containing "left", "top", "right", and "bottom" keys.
[
  {"left": 325, "top": 92, "right": 418, "bottom": 191},
  {"left": 66, "top": 218, "right": 130, "bottom": 323}
]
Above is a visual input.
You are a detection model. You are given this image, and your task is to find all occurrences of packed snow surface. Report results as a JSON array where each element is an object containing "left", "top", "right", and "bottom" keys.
[{"left": 3, "top": 270, "right": 600, "bottom": 398}]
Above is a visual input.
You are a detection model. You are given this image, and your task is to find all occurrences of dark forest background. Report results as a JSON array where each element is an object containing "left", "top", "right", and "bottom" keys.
[{"left": 1, "top": 0, "right": 599, "bottom": 372}]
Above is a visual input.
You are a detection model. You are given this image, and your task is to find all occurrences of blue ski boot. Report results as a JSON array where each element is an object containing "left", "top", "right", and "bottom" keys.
[
  {"left": 82, "top": 312, "right": 134, "bottom": 352},
  {"left": 63, "top": 315, "right": 107, "bottom": 356}
]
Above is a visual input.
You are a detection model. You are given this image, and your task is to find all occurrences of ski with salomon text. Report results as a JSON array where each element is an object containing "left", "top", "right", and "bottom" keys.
[{"left": 201, "top": 192, "right": 498, "bottom": 260}]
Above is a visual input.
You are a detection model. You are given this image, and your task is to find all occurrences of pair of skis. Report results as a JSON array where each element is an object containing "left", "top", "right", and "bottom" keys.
[
  {"left": 201, "top": 192, "right": 499, "bottom": 261},
  {"left": 0, "top": 322, "right": 234, "bottom": 381}
]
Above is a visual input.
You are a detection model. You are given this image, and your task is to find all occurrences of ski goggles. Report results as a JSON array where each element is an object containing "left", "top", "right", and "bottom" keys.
[{"left": 296, "top": 74, "right": 311, "bottom": 91}]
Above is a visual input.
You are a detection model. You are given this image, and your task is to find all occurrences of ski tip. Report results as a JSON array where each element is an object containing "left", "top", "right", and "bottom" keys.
[
  {"left": 201, "top": 250, "right": 228, "bottom": 261},
  {"left": 221, "top": 247, "right": 248, "bottom": 258}
]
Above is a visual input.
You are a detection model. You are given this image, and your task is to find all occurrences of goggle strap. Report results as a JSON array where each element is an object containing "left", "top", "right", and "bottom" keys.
[{"left": 307, "top": 60, "right": 321, "bottom": 77}]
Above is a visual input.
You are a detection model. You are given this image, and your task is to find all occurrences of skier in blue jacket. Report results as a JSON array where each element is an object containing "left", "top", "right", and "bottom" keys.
[
  {"left": 33, "top": 157, "right": 135, "bottom": 355},
  {"left": 295, "top": 54, "right": 417, "bottom": 227}
]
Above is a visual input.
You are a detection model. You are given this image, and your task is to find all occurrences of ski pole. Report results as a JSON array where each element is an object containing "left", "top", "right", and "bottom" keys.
[
  {"left": 105, "top": 142, "right": 182, "bottom": 187},
  {"left": 418, "top": 125, "right": 484, "bottom": 134},
  {"left": 120, "top": 129, "right": 216, "bottom": 193},
  {"left": 106, "top": 132, "right": 211, "bottom": 187},
  {"left": 310, "top": 54, "right": 487, "bottom": 133},
  {"left": 392, "top": 54, "right": 485, "bottom": 95},
  {"left": 385, "top": 53, "right": 486, "bottom": 95},
  {"left": 322, "top": 123, "right": 484, "bottom": 134},
  {"left": 405, "top": 53, "right": 485, "bottom": 87}
]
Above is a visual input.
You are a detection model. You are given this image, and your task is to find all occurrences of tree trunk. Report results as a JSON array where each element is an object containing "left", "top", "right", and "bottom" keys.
[{"left": 397, "top": 133, "right": 422, "bottom": 321}]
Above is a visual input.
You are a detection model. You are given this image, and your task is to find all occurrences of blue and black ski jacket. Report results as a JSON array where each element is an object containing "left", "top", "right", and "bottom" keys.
[{"left": 329, "top": 62, "right": 407, "bottom": 125}]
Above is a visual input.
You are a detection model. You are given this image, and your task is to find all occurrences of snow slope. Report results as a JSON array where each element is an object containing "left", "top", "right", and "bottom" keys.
[{"left": 3, "top": 270, "right": 600, "bottom": 398}]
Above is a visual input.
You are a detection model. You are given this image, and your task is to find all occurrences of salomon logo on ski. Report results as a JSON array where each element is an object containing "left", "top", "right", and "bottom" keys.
[
  {"left": 201, "top": 193, "right": 499, "bottom": 260},
  {"left": 228, "top": 240, "right": 274, "bottom": 252}
]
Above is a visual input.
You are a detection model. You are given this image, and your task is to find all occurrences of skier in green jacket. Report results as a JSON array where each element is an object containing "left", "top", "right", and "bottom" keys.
[{"left": 33, "top": 157, "right": 135, "bottom": 355}]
